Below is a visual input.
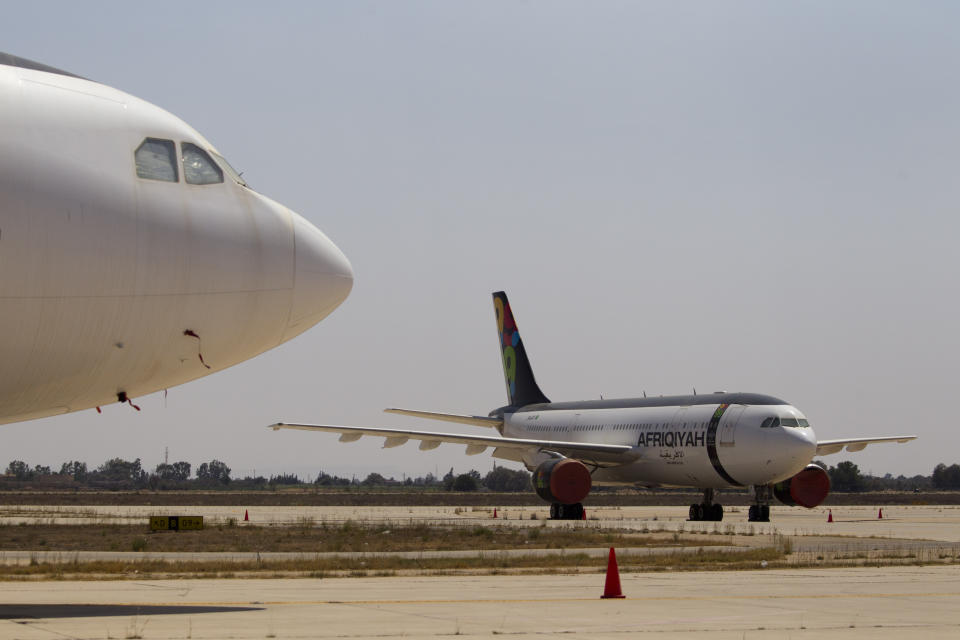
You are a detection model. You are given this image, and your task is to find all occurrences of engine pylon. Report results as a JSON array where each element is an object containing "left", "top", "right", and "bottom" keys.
[{"left": 601, "top": 547, "right": 626, "bottom": 599}]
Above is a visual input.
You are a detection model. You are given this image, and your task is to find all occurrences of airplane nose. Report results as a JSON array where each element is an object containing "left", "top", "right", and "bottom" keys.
[
  {"left": 286, "top": 213, "right": 353, "bottom": 335},
  {"left": 782, "top": 426, "right": 817, "bottom": 464}
]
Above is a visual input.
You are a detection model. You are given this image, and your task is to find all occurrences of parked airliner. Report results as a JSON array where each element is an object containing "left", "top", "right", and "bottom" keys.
[
  {"left": 274, "top": 317, "right": 912, "bottom": 521},
  {"left": 0, "top": 53, "right": 353, "bottom": 425}
]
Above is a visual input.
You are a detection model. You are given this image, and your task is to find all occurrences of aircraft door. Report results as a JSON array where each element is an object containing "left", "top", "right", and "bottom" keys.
[
  {"left": 673, "top": 407, "right": 689, "bottom": 425},
  {"left": 719, "top": 405, "right": 746, "bottom": 446}
]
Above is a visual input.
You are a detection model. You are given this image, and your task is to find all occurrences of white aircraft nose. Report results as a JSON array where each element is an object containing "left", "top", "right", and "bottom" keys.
[
  {"left": 286, "top": 213, "right": 353, "bottom": 335},
  {"left": 781, "top": 426, "right": 817, "bottom": 465}
]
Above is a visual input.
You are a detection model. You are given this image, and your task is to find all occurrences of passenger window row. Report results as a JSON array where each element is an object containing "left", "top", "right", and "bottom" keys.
[
  {"left": 529, "top": 422, "right": 713, "bottom": 432},
  {"left": 135, "top": 138, "right": 224, "bottom": 185},
  {"left": 532, "top": 418, "right": 810, "bottom": 431}
]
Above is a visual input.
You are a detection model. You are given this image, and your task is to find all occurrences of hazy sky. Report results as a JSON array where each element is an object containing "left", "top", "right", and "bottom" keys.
[{"left": 2, "top": 2, "right": 957, "bottom": 481}]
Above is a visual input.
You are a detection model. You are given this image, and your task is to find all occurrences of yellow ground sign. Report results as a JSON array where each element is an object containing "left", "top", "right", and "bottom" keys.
[{"left": 149, "top": 516, "right": 203, "bottom": 531}]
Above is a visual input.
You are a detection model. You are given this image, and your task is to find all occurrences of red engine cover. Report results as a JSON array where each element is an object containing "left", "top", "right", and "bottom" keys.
[
  {"left": 533, "top": 458, "right": 592, "bottom": 504},
  {"left": 774, "top": 464, "right": 831, "bottom": 508}
]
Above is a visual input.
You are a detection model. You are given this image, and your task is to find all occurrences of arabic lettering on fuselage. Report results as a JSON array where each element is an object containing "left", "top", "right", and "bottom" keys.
[{"left": 659, "top": 448, "right": 686, "bottom": 464}]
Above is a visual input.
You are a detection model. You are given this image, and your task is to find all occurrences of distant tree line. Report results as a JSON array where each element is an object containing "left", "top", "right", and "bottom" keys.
[
  {"left": 3, "top": 458, "right": 234, "bottom": 490},
  {"left": 0, "top": 458, "right": 532, "bottom": 492},
  {"left": 811, "top": 460, "right": 933, "bottom": 493},
  {"left": 932, "top": 464, "right": 960, "bottom": 490},
  {"left": 310, "top": 466, "right": 532, "bottom": 492},
  {"left": 1, "top": 457, "right": 951, "bottom": 493}
]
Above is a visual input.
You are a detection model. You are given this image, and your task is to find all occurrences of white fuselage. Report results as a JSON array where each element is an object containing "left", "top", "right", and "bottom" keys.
[
  {"left": 0, "top": 60, "right": 352, "bottom": 424},
  {"left": 504, "top": 400, "right": 817, "bottom": 489}
]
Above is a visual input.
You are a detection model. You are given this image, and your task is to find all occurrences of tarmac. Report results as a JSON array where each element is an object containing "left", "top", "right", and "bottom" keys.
[
  {"left": 0, "top": 566, "right": 959, "bottom": 639},
  {"left": 0, "top": 503, "right": 958, "bottom": 638},
  {"left": 4, "top": 503, "right": 960, "bottom": 541}
]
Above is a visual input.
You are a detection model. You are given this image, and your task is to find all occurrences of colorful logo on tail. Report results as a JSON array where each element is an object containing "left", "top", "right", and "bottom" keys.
[
  {"left": 494, "top": 296, "right": 518, "bottom": 398},
  {"left": 492, "top": 291, "right": 550, "bottom": 406}
]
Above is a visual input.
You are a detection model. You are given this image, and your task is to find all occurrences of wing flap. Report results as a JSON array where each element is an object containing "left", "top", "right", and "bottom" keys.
[
  {"left": 270, "top": 422, "right": 635, "bottom": 464},
  {"left": 383, "top": 436, "right": 409, "bottom": 448},
  {"left": 816, "top": 435, "right": 917, "bottom": 456}
]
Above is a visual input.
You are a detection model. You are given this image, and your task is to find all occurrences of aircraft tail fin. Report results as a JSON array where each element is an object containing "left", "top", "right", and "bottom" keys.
[{"left": 492, "top": 291, "right": 550, "bottom": 407}]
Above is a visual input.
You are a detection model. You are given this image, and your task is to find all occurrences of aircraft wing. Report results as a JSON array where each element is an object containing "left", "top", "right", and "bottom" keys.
[
  {"left": 383, "top": 408, "right": 502, "bottom": 428},
  {"left": 270, "top": 422, "right": 636, "bottom": 465},
  {"left": 816, "top": 435, "right": 917, "bottom": 456}
]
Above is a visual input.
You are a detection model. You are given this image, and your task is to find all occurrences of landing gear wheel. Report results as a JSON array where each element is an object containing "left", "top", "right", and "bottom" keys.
[
  {"left": 690, "top": 489, "right": 723, "bottom": 521},
  {"left": 550, "top": 503, "right": 584, "bottom": 520},
  {"left": 748, "top": 485, "right": 773, "bottom": 522},
  {"left": 748, "top": 504, "right": 770, "bottom": 522}
]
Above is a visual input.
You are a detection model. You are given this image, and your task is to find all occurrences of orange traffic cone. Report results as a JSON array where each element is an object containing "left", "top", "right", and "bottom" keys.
[
  {"left": 878, "top": 508, "right": 883, "bottom": 519},
  {"left": 244, "top": 509, "right": 249, "bottom": 522},
  {"left": 827, "top": 509, "right": 833, "bottom": 523},
  {"left": 492, "top": 508, "right": 497, "bottom": 519},
  {"left": 601, "top": 547, "right": 626, "bottom": 599}
]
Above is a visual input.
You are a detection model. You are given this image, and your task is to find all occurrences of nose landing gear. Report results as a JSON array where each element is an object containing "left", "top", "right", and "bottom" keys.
[
  {"left": 748, "top": 485, "right": 772, "bottom": 522},
  {"left": 688, "top": 488, "right": 724, "bottom": 521}
]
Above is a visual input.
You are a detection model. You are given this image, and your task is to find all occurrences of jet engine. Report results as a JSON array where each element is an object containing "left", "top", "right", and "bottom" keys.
[
  {"left": 532, "top": 458, "right": 592, "bottom": 504},
  {"left": 773, "top": 464, "right": 831, "bottom": 508}
]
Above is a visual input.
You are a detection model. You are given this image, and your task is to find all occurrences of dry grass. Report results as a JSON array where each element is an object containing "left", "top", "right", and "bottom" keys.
[
  {"left": 2, "top": 520, "right": 952, "bottom": 581},
  {"left": 0, "top": 547, "right": 786, "bottom": 580},
  {"left": 2, "top": 543, "right": 954, "bottom": 581},
  {"left": 0, "top": 521, "right": 722, "bottom": 553}
]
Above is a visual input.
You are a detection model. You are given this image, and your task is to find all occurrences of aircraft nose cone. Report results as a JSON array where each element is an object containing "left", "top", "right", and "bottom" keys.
[
  {"left": 286, "top": 213, "right": 353, "bottom": 336},
  {"left": 782, "top": 426, "right": 817, "bottom": 464}
]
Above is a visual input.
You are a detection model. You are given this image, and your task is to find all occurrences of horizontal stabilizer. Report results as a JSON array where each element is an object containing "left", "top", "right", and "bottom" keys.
[
  {"left": 269, "top": 422, "right": 635, "bottom": 465},
  {"left": 816, "top": 435, "right": 917, "bottom": 456},
  {"left": 383, "top": 408, "right": 502, "bottom": 428}
]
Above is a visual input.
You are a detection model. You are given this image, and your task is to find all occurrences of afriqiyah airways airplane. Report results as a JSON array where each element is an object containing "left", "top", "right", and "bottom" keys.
[
  {"left": 0, "top": 53, "right": 352, "bottom": 425},
  {"left": 274, "top": 292, "right": 915, "bottom": 522}
]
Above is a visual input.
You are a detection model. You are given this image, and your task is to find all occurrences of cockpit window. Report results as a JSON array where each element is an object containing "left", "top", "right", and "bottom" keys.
[
  {"left": 209, "top": 150, "right": 247, "bottom": 187},
  {"left": 761, "top": 417, "right": 781, "bottom": 428},
  {"left": 135, "top": 138, "right": 178, "bottom": 182},
  {"left": 181, "top": 143, "right": 224, "bottom": 185},
  {"left": 798, "top": 418, "right": 810, "bottom": 428},
  {"left": 781, "top": 417, "right": 800, "bottom": 428}
]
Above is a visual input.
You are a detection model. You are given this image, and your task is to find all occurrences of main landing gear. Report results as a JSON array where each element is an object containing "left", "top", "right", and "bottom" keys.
[
  {"left": 549, "top": 502, "right": 584, "bottom": 520},
  {"left": 688, "top": 488, "right": 724, "bottom": 521},
  {"left": 748, "top": 485, "right": 772, "bottom": 522}
]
